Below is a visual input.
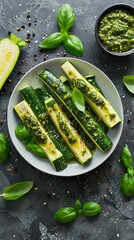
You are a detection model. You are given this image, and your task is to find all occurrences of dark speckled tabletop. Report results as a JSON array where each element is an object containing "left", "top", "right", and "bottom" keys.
[{"left": 0, "top": 0, "right": 134, "bottom": 239}]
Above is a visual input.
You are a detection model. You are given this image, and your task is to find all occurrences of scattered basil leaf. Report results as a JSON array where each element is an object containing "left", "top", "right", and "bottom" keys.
[
  {"left": 123, "top": 75, "right": 134, "bottom": 94},
  {"left": 57, "top": 4, "right": 75, "bottom": 32},
  {"left": 82, "top": 201, "right": 102, "bottom": 217},
  {"left": 63, "top": 34, "right": 83, "bottom": 57},
  {"left": 120, "top": 172, "right": 134, "bottom": 197},
  {"left": 0, "top": 181, "right": 34, "bottom": 200},
  {"left": 0, "top": 133, "right": 10, "bottom": 163},
  {"left": 120, "top": 145, "right": 133, "bottom": 169},
  {"left": 120, "top": 145, "right": 134, "bottom": 197},
  {"left": 54, "top": 200, "right": 102, "bottom": 223},
  {"left": 54, "top": 207, "right": 77, "bottom": 223},
  {"left": 39, "top": 32, "right": 63, "bottom": 49},
  {"left": 72, "top": 87, "right": 85, "bottom": 112}
]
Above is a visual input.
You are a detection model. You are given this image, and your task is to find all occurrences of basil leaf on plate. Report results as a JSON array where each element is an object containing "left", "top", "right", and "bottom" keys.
[
  {"left": 123, "top": 75, "right": 134, "bottom": 94},
  {"left": 72, "top": 87, "right": 85, "bottom": 112},
  {"left": 0, "top": 181, "right": 34, "bottom": 200}
]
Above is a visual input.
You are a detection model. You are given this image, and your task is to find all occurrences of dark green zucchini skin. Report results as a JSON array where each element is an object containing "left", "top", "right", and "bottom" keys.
[
  {"left": 20, "top": 85, "right": 74, "bottom": 166},
  {"left": 39, "top": 70, "right": 113, "bottom": 152}
]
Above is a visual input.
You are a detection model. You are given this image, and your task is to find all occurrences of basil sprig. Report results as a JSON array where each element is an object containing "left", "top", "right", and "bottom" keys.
[
  {"left": 123, "top": 75, "right": 134, "bottom": 94},
  {"left": 39, "top": 4, "right": 83, "bottom": 57},
  {"left": 54, "top": 199, "right": 102, "bottom": 223},
  {"left": 0, "top": 181, "right": 34, "bottom": 200},
  {"left": 120, "top": 145, "right": 134, "bottom": 197}
]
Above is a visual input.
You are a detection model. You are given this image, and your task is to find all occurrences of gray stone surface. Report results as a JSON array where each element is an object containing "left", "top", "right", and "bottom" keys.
[{"left": 0, "top": 0, "right": 134, "bottom": 239}]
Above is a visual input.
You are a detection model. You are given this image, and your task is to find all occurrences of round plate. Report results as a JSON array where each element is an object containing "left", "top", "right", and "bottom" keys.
[{"left": 7, "top": 57, "right": 123, "bottom": 177}]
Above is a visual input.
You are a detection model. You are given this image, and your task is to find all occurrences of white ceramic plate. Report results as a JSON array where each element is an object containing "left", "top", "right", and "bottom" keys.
[{"left": 8, "top": 57, "right": 123, "bottom": 177}]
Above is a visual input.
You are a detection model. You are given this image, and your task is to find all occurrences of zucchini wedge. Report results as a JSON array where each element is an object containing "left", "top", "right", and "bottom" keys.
[
  {"left": 14, "top": 100, "right": 67, "bottom": 171},
  {"left": 0, "top": 34, "right": 26, "bottom": 90},
  {"left": 45, "top": 96, "right": 92, "bottom": 165},
  {"left": 20, "top": 85, "right": 73, "bottom": 162},
  {"left": 39, "top": 70, "right": 113, "bottom": 152},
  {"left": 61, "top": 61, "right": 121, "bottom": 128}
]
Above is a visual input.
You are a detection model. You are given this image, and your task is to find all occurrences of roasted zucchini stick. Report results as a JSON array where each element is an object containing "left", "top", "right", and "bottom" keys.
[{"left": 61, "top": 61, "right": 121, "bottom": 128}]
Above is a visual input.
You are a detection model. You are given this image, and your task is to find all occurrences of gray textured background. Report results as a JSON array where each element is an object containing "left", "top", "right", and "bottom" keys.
[{"left": 0, "top": 0, "right": 134, "bottom": 239}]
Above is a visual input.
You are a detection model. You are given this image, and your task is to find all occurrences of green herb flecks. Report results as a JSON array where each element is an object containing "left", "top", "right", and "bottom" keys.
[
  {"left": 0, "top": 181, "right": 34, "bottom": 200},
  {"left": 39, "top": 4, "right": 83, "bottom": 57}
]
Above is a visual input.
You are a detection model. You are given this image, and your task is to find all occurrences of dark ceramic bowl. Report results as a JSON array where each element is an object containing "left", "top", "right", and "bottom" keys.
[{"left": 95, "top": 4, "right": 134, "bottom": 56}]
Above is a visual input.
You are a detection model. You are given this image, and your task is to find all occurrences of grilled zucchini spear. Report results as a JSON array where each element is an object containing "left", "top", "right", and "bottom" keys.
[
  {"left": 14, "top": 100, "right": 67, "bottom": 171},
  {"left": 61, "top": 61, "right": 121, "bottom": 128}
]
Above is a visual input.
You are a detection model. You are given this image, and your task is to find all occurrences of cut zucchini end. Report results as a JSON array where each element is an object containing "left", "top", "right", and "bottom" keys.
[
  {"left": 0, "top": 38, "right": 20, "bottom": 90},
  {"left": 53, "top": 156, "right": 67, "bottom": 171}
]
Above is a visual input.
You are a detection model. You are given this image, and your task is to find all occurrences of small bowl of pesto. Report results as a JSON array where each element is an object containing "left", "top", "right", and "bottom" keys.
[{"left": 95, "top": 4, "right": 134, "bottom": 56}]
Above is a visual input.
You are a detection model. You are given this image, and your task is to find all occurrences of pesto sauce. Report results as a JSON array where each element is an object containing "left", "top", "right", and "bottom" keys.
[
  {"left": 98, "top": 9, "right": 134, "bottom": 52},
  {"left": 56, "top": 113, "right": 77, "bottom": 144},
  {"left": 23, "top": 113, "right": 47, "bottom": 143},
  {"left": 76, "top": 79, "right": 105, "bottom": 107}
]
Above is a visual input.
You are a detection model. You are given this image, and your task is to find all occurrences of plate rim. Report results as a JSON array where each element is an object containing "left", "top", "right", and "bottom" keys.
[{"left": 7, "top": 57, "right": 124, "bottom": 177}]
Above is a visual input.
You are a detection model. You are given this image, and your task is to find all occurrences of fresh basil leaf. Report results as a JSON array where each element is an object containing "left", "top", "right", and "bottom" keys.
[
  {"left": 26, "top": 141, "right": 46, "bottom": 158},
  {"left": 63, "top": 34, "right": 83, "bottom": 57},
  {"left": 75, "top": 199, "right": 82, "bottom": 210},
  {"left": 39, "top": 32, "right": 63, "bottom": 49},
  {"left": 0, "top": 181, "right": 34, "bottom": 200},
  {"left": 123, "top": 75, "right": 134, "bottom": 94},
  {"left": 54, "top": 207, "right": 76, "bottom": 223},
  {"left": 75, "top": 199, "right": 83, "bottom": 216},
  {"left": 120, "top": 145, "right": 133, "bottom": 169},
  {"left": 72, "top": 87, "right": 85, "bottom": 112},
  {"left": 82, "top": 201, "right": 102, "bottom": 217},
  {"left": 57, "top": 4, "right": 75, "bottom": 32},
  {"left": 15, "top": 123, "right": 31, "bottom": 140},
  {"left": 120, "top": 172, "right": 134, "bottom": 197}
]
